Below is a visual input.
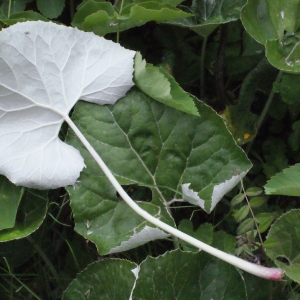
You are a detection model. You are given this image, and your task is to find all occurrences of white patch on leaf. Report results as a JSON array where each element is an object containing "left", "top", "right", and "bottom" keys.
[
  {"left": 182, "top": 171, "right": 247, "bottom": 213},
  {"left": 0, "top": 21, "right": 135, "bottom": 189},
  {"left": 109, "top": 226, "right": 170, "bottom": 254}
]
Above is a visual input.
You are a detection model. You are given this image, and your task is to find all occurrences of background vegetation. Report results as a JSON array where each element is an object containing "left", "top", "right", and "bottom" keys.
[{"left": 1, "top": 0, "right": 300, "bottom": 299}]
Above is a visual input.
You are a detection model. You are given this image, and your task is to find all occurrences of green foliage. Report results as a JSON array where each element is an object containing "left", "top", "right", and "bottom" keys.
[
  {"left": 265, "top": 210, "right": 300, "bottom": 283},
  {"left": 0, "top": 177, "right": 23, "bottom": 231},
  {"left": 265, "top": 164, "right": 300, "bottom": 196},
  {"left": 36, "top": 0, "right": 65, "bottom": 19},
  {"left": 1, "top": 0, "right": 300, "bottom": 299}
]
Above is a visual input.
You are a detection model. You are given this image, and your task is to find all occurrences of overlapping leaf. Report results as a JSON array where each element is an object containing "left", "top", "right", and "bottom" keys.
[
  {"left": 63, "top": 250, "right": 246, "bottom": 299},
  {"left": 165, "top": 0, "right": 246, "bottom": 37},
  {"left": 264, "top": 209, "right": 300, "bottom": 283},
  {"left": 0, "top": 176, "right": 23, "bottom": 231},
  {"left": 264, "top": 164, "right": 300, "bottom": 196},
  {"left": 0, "top": 21, "right": 135, "bottom": 189},
  {"left": 0, "top": 189, "right": 48, "bottom": 242},
  {"left": 241, "top": 0, "right": 300, "bottom": 72},
  {"left": 72, "top": 0, "right": 192, "bottom": 36},
  {"left": 66, "top": 87, "right": 251, "bottom": 252},
  {"left": 134, "top": 52, "right": 199, "bottom": 116}
]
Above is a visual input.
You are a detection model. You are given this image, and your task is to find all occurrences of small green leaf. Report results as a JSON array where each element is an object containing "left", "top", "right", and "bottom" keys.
[
  {"left": 256, "top": 212, "right": 276, "bottom": 233},
  {"left": 37, "top": 0, "right": 65, "bottom": 19},
  {"left": 245, "top": 187, "right": 263, "bottom": 196},
  {"left": 264, "top": 209, "right": 300, "bottom": 283},
  {"left": 237, "top": 218, "right": 254, "bottom": 235},
  {"left": 134, "top": 52, "right": 199, "bottom": 116},
  {"left": 0, "top": 190, "right": 48, "bottom": 242},
  {"left": 230, "top": 193, "right": 245, "bottom": 206},
  {"left": 62, "top": 259, "right": 137, "bottom": 300},
  {"left": 0, "top": 176, "right": 23, "bottom": 231},
  {"left": 265, "top": 164, "right": 300, "bottom": 196},
  {"left": 234, "top": 205, "right": 250, "bottom": 222},
  {"left": 249, "top": 196, "right": 266, "bottom": 208}
]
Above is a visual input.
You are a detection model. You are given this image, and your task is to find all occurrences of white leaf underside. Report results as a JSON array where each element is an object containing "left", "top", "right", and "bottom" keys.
[
  {"left": 182, "top": 171, "right": 247, "bottom": 212},
  {"left": 0, "top": 21, "right": 135, "bottom": 188}
]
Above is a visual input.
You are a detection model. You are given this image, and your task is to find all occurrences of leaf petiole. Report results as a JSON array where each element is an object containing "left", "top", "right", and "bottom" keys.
[{"left": 65, "top": 115, "right": 284, "bottom": 281}]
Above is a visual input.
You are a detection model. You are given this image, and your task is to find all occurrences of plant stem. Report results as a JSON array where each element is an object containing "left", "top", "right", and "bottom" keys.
[
  {"left": 200, "top": 36, "right": 208, "bottom": 98},
  {"left": 246, "top": 70, "right": 283, "bottom": 154},
  {"left": 116, "top": 0, "right": 125, "bottom": 44},
  {"left": 8, "top": 0, "right": 11, "bottom": 18},
  {"left": 65, "top": 115, "right": 284, "bottom": 281}
]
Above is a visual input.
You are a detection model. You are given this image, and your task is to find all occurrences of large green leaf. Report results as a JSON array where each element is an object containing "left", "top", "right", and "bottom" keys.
[
  {"left": 132, "top": 249, "right": 247, "bottom": 299},
  {"left": 63, "top": 250, "right": 246, "bottom": 299},
  {"left": 72, "top": 0, "right": 192, "bottom": 36},
  {"left": 134, "top": 52, "right": 199, "bottom": 116},
  {"left": 264, "top": 164, "right": 300, "bottom": 196},
  {"left": 62, "top": 259, "right": 137, "bottom": 300},
  {"left": 0, "top": 190, "right": 48, "bottom": 242},
  {"left": 0, "top": 176, "right": 23, "bottom": 231},
  {"left": 66, "top": 88, "right": 250, "bottom": 253},
  {"left": 241, "top": 0, "right": 300, "bottom": 72},
  {"left": 264, "top": 209, "right": 300, "bottom": 283}
]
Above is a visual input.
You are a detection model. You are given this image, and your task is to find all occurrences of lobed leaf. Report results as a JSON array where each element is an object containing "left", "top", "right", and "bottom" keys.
[{"left": 0, "top": 21, "right": 135, "bottom": 189}]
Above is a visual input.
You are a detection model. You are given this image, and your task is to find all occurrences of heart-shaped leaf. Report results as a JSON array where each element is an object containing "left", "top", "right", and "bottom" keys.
[{"left": 0, "top": 21, "right": 135, "bottom": 189}]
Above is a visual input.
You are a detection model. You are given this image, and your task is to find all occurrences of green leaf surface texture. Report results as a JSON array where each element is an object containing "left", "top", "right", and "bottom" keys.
[
  {"left": 64, "top": 249, "right": 246, "bottom": 299},
  {"left": 37, "top": 0, "right": 65, "bottom": 19},
  {"left": 132, "top": 249, "right": 246, "bottom": 299},
  {"left": 192, "top": 0, "right": 246, "bottom": 24},
  {"left": 72, "top": 0, "right": 192, "bottom": 36},
  {"left": 241, "top": 0, "right": 300, "bottom": 72},
  {"left": 66, "top": 87, "right": 250, "bottom": 252},
  {"left": 62, "top": 259, "right": 137, "bottom": 300},
  {"left": 264, "top": 163, "right": 300, "bottom": 196},
  {"left": 0, "top": 190, "right": 48, "bottom": 242},
  {"left": 0, "top": 176, "right": 23, "bottom": 231},
  {"left": 1, "top": 11, "right": 49, "bottom": 25},
  {"left": 264, "top": 209, "right": 300, "bottom": 283},
  {"left": 134, "top": 52, "right": 199, "bottom": 116}
]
